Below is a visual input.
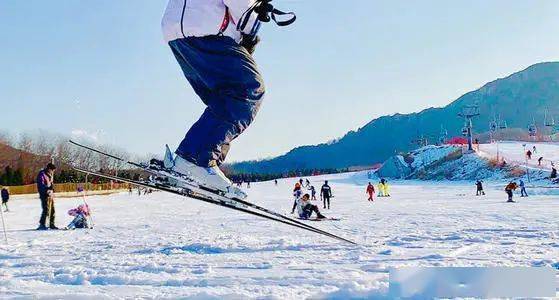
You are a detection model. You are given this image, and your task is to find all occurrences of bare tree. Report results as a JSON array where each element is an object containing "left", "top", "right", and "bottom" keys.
[{"left": 0, "top": 130, "right": 14, "bottom": 146}]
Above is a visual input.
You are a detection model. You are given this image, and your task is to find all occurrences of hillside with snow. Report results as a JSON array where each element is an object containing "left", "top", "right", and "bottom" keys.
[
  {"left": 0, "top": 171, "right": 558, "bottom": 298},
  {"left": 378, "top": 141, "right": 559, "bottom": 183}
]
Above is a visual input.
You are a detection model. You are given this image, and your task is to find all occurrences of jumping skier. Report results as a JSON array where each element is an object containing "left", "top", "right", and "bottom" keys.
[
  {"left": 160, "top": 0, "right": 294, "bottom": 200},
  {"left": 475, "top": 180, "right": 485, "bottom": 196},
  {"left": 320, "top": 181, "right": 332, "bottom": 209},
  {"left": 505, "top": 181, "right": 518, "bottom": 203},
  {"left": 366, "top": 182, "right": 375, "bottom": 201}
]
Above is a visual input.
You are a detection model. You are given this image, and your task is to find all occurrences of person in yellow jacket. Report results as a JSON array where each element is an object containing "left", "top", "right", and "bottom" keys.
[{"left": 378, "top": 178, "right": 391, "bottom": 197}]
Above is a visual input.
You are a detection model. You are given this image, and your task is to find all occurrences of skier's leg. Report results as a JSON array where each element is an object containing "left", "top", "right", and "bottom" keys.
[
  {"left": 311, "top": 204, "right": 325, "bottom": 218},
  {"left": 48, "top": 197, "right": 56, "bottom": 228},
  {"left": 170, "top": 37, "right": 265, "bottom": 167},
  {"left": 291, "top": 200, "right": 297, "bottom": 214}
]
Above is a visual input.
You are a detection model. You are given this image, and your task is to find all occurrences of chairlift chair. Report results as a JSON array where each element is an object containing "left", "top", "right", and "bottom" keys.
[
  {"left": 528, "top": 124, "right": 537, "bottom": 137},
  {"left": 499, "top": 120, "right": 507, "bottom": 129},
  {"left": 489, "top": 121, "right": 497, "bottom": 132}
]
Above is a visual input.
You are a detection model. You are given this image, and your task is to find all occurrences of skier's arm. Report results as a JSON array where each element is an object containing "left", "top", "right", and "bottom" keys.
[{"left": 223, "top": 0, "right": 260, "bottom": 34}]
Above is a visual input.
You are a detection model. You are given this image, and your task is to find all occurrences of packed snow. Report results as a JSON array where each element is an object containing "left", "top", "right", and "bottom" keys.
[
  {"left": 479, "top": 141, "right": 559, "bottom": 170},
  {"left": 0, "top": 172, "right": 558, "bottom": 298}
]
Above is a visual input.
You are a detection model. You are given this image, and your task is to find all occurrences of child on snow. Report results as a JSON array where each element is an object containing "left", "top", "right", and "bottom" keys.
[{"left": 66, "top": 204, "right": 92, "bottom": 230}]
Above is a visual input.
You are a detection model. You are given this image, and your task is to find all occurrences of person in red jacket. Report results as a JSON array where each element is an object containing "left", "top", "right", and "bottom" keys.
[{"left": 366, "top": 182, "right": 375, "bottom": 202}]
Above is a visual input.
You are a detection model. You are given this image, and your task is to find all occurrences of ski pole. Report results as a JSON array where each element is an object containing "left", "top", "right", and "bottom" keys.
[{"left": 82, "top": 194, "right": 94, "bottom": 228}]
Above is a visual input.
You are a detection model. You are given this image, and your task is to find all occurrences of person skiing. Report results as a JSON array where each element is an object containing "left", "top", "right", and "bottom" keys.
[
  {"left": 305, "top": 179, "right": 310, "bottom": 188},
  {"left": 551, "top": 165, "right": 557, "bottom": 179},
  {"left": 1, "top": 187, "right": 9, "bottom": 212},
  {"left": 37, "top": 163, "right": 58, "bottom": 230},
  {"left": 366, "top": 182, "right": 375, "bottom": 201},
  {"left": 538, "top": 156, "right": 543, "bottom": 166},
  {"left": 519, "top": 179, "right": 528, "bottom": 197},
  {"left": 320, "top": 180, "right": 332, "bottom": 209},
  {"left": 296, "top": 193, "right": 326, "bottom": 220},
  {"left": 291, "top": 182, "right": 303, "bottom": 214},
  {"left": 274, "top": 179, "right": 278, "bottom": 186},
  {"left": 532, "top": 145, "right": 537, "bottom": 154},
  {"left": 310, "top": 185, "right": 317, "bottom": 200},
  {"left": 505, "top": 181, "right": 518, "bottom": 203},
  {"left": 160, "top": 0, "right": 294, "bottom": 200},
  {"left": 475, "top": 180, "right": 485, "bottom": 196},
  {"left": 526, "top": 150, "right": 532, "bottom": 160}
]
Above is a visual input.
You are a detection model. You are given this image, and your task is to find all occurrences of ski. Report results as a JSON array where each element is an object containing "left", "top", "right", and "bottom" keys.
[
  {"left": 300, "top": 217, "right": 342, "bottom": 222},
  {"left": 68, "top": 140, "right": 354, "bottom": 243},
  {"left": 72, "top": 167, "right": 355, "bottom": 244}
]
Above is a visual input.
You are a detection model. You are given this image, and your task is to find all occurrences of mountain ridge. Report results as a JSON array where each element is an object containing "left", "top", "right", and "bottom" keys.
[{"left": 229, "top": 62, "right": 559, "bottom": 175}]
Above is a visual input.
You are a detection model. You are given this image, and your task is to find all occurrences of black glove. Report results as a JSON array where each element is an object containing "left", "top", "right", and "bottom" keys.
[{"left": 240, "top": 34, "right": 260, "bottom": 54}]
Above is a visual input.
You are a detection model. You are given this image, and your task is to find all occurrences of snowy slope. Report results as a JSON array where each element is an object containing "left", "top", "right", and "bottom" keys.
[
  {"left": 0, "top": 174, "right": 558, "bottom": 298},
  {"left": 479, "top": 141, "right": 559, "bottom": 170},
  {"left": 408, "top": 145, "right": 460, "bottom": 170}
]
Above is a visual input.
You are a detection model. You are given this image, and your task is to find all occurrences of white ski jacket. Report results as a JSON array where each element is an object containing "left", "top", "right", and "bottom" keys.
[{"left": 161, "top": 0, "right": 260, "bottom": 43}]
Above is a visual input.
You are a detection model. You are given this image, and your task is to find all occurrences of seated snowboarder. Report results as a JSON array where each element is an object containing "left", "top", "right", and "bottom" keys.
[
  {"left": 505, "top": 181, "right": 518, "bottom": 203},
  {"left": 296, "top": 193, "right": 326, "bottom": 220}
]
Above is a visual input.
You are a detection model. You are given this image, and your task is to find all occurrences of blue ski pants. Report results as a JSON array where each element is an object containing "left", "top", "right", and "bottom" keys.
[{"left": 169, "top": 36, "right": 265, "bottom": 167}]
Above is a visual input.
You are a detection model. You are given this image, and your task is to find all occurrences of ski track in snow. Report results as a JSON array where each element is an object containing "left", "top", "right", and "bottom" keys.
[{"left": 0, "top": 172, "right": 558, "bottom": 299}]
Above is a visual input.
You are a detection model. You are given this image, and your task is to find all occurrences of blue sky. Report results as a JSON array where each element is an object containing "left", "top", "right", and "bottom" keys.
[{"left": 1, "top": 1, "right": 559, "bottom": 162}]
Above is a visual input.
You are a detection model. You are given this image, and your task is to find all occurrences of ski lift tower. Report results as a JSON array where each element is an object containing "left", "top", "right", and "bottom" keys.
[
  {"left": 544, "top": 109, "right": 556, "bottom": 141},
  {"left": 458, "top": 105, "right": 480, "bottom": 152},
  {"left": 411, "top": 134, "right": 429, "bottom": 148},
  {"left": 439, "top": 125, "right": 448, "bottom": 145}
]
